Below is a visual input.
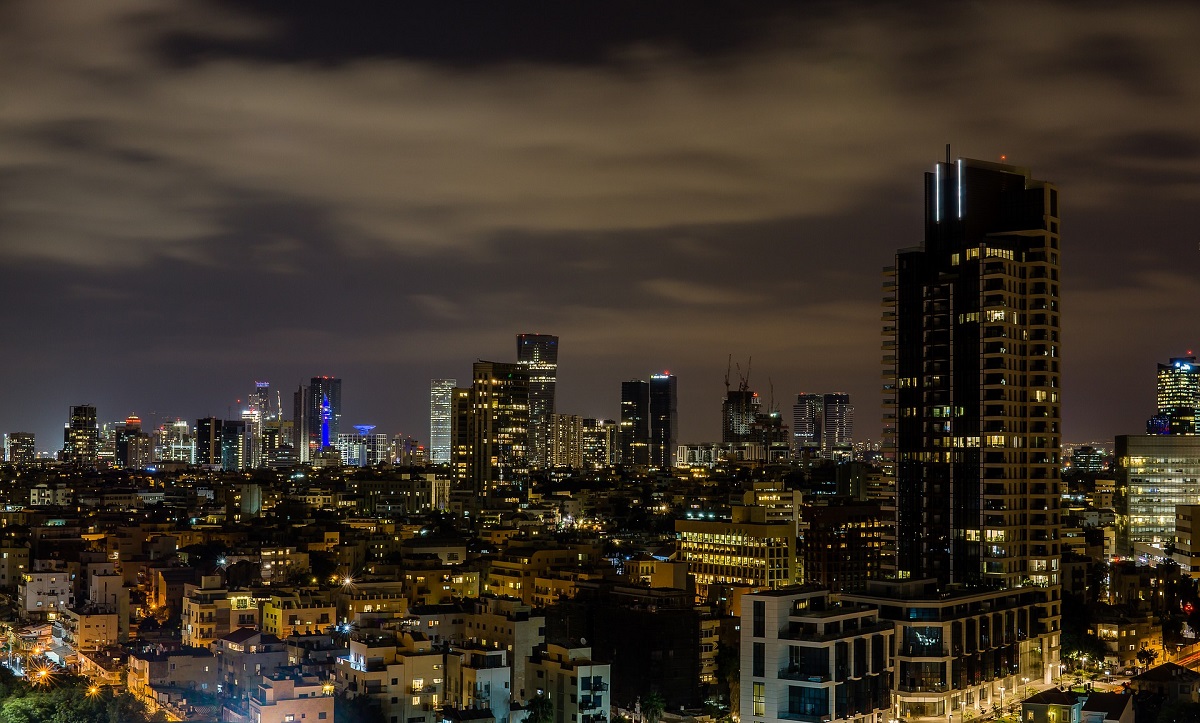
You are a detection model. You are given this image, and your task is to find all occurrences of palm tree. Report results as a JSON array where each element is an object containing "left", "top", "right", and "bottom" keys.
[
  {"left": 526, "top": 693, "right": 554, "bottom": 723},
  {"left": 643, "top": 692, "right": 666, "bottom": 723}
]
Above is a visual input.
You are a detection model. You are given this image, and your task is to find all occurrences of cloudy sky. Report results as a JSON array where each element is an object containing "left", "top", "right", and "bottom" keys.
[{"left": 2, "top": 1, "right": 1198, "bottom": 451}]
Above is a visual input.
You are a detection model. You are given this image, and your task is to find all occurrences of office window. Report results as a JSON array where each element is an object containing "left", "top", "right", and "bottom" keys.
[
  {"left": 753, "top": 601, "right": 765, "bottom": 638},
  {"left": 753, "top": 682, "right": 765, "bottom": 717},
  {"left": 753, "top": 642, "right": 765, "bottom": 678}
]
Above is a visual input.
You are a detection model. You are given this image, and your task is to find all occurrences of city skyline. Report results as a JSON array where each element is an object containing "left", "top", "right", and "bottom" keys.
[{"left": 2, "top": 4, "right": 1199, "bottom": 452}]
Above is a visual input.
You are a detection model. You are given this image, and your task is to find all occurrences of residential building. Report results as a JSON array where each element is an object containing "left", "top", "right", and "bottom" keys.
[
  {"left": 212, "top": 628, "right": 289, "bottom": 701},
  {"left": 262, "top": 591, "right": 337, "bottom": 639},
  {"left": 550, "top": 414, "right": 584, "bottom": 469},
  {"left": 335, "top": 630, "right": 445, "bottom": 723},
  {"left": 741, "top": 587, "right": 893, "bottom": 723},
  {"left": 792, "top": 394, "right": 824, "bottom": 454},
  {"left": 181, "top": 576, "right": 259, "bottom": 648},
  {"left": 445, "top": 645, "right": 512, "bottom": 723},
  {"left": 249, "top": 673, "right": 335, "bottom": 723},
  {"left": 525, "top": 642, "right": 610, "bottom": 723},
  {"left": 843, "top": 579, "right": 1051, "bottom": 722},
  {"left": 581, "top": 419, "right": 618, "bottom": 469}
]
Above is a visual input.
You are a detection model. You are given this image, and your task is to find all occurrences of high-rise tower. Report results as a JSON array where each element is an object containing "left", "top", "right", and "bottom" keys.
[
  {"left": 467, "top": 361, "right": 530, "bottom": 495},
  {"left": 307, "top": 376, "right": 342, "bottom": 452},
  {"left": 886, "top": 155, "right": 1061, "bottom": 590},
  {"left": 649, "top": 372, "right": 678, "bottom": 468},
  {"left": 620, "top": 380, "right": 649, "bottom": 465},
  {"left": 1148, "top": 356, "right": 1199, "bottom": 435},
  {"left": 516, "top": 334, "right": 559, "bottom": 469},
  {"left": 430, "top": 379, "right": 457, "bottom": 465},
  {"left": 843, "top": 154, "right": 1061, "bottom": 723},
  {"left": 63, "top": 405, "right": 99, "bottom": 466}
]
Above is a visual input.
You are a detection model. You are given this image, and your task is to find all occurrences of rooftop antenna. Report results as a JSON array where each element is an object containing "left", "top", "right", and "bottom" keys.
[{"left": 724, "top": 354, "right": 732, "bottom": 395}]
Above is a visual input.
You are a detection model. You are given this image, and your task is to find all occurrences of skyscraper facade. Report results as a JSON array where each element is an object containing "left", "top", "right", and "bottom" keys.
[
  {"left": 844, "top": 156, "right": 1062, "bottom": 721},
  {"left": 887, "top": 156, "right": 1061, "bottom": 591},
  {"left": 430, "top": 379, "right": 457, "bottom": 465},
  {"left": 63, "top": 404, "right": 99, "bottom": 466},
  {"left": 619, "top": 380, "right": 649, "bottom": 466},
  {"left": 293, "top": 384, "right": 310, "bottom": 462},
  {"left": 721, "top": 390, "right": 760, "bottom": 443},
  {"left": 306, "top": 376, "right": 342, "bottom": 452},
  {"left": 4, "top": 432, "right": 35, "bottom": 464},
  {"left": 1148, "top": 356, "right": 1199, "bottom": 435},
  {"left": 517, "top": 333, "right": 559, "bottom": 469},
  {"left": 791, "top": 393, "right": 824, "bottom": 452},
  {"left": 649, "top": 372, "right": 678, "bottom": 468},
  {"left": 467, "top": 361, "right": 530, "bottom": 495},
  {"left": 821, "top": 393, "right": 854, "bottom": 453}
]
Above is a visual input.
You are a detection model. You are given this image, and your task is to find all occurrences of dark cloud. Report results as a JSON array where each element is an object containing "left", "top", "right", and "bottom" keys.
[
  {"left": 153, "top": 1, "right": 811, "bottom": 68},
  {"left": 1, "top": 1, "right": 1199, "bottom": 451}
]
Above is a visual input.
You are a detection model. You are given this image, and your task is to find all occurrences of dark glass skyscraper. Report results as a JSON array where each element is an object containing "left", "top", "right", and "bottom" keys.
[
  {"left": 1148, "top": 356, "right": 1199, "bottom": 435},
  {"left": 649, "top": 372, "right": 677, "bottom": 468},
  {"left": 517, "top": 333, "right": 559, "bottom": 469},
  {"left": 886, "top": 155, "right": 1061, "bottom": 595},
  {"left": 619, "top": 379, "right": 649, "bottom": 466},
  {"left": 63, "top": 404, "right": 98, "bottom": 466},
  {"left": 306, "top": 376, "right": 342, "bottom": 452}
]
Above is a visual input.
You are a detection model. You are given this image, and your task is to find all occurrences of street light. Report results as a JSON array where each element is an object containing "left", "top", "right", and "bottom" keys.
[{"left": 1022, "top": 677, "right": 1029, "bottom": 701}]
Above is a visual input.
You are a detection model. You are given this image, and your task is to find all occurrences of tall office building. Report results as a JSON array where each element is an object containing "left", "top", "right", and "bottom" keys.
[
  {"left": 153, "top": 420, "right": 195, "bottom": 464},
  {"left": 821, "top": 393, "right": 854, "bottom": 453},
  {"left": 582, "top": 419, "right": 618, "bottom": 469},
  {"left": 619, "top": 380, "right": 649, "bottom": 466},
  {"left": 430, "top": 379, "right": 457, "bottom": 465},
  {"left": 115, "top": 415, "right": 152, "bottom": 469},
  {"left": 649, "top": 372, "right": 678, "bottom": 468},
  {"left": 292, "top": 384, "right": 310, "bottom": 462},
  {"left": 517, "top": 334, "right": 559, "bottom": 468},
  {"left": 63, "top": 405, "right": 99, "bottom": 466},
  {"left": 1148, "top": 356, "right": 1200, "bottom": 435},
  {"left": 196, "top": 417, "right": 223, "bottom": 467},
  {"left": 306, "top": 376, "right": 342, "bottom": 452},
  {"left": 791, "top": 393, "right": 824, "bottom": 452},
  {"left": 4, "top": 433, "right": 35, "bottom": 464},
  {"left": 461, "top": 361, "right": 530, "bottom": 495}
]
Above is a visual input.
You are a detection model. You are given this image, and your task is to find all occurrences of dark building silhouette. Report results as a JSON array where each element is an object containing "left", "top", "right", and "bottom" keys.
[
  {"left": 547, "top": 581, "right": 703, "bottom": 710},
  {"left": 649, "top": 372, "right": 677, "bottom": 468},
  {"left": 517, "top": 333, "right": 559, "bottom": 469},
  {"left": 62, "top": 404, "right": 98, "bottom": 466},
  {"left": 619, "top": 380, "right": 649, "bottom": 466}
]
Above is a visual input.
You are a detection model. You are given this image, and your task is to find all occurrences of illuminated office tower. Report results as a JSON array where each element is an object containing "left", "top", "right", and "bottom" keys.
[
  {"left": 619, "top": 380, "right": 649, "bottom": 466},
  {"left": 241, "top": 407, "right": 263, "bottom": 468},
  {"left": 582, "top": 419, "right": 618, "bottom": 469},
  {"left": 251, "top": 381, "right": 273, "bottom": 419},
  {"left": 4, "top": 433, "right": 35, "bottom": 464},
  {"left": 517, "top": 333, "right": 559, "bottom": 469},
  {"left": 63, "top": 404, "right": 99, "bottom": 466},
  {"left": 822, "top": 393, "right": 854, "bottom": 455},
  {"left": 306, "top": 376, "right": 341, "bottom": 451},
  {"left": 430, "top": 379, "right": 457, "bottom": 465},
  {"left": 649, "top": 372, "right": 678, "bottom": 468},
  {"left": 466, "top": 361, "right": 530, "bottom": 495},
  {"left": 1148, "top": 356, "right": 1200, "bottom": 435},
  {"left": 153, "top": 420, "right": 195, "bottom": 464},
  {"left": 877, "top": 154, "right": 1061, "bottom": 691},
  {"left": 115, "top": 415, "right": 152, "bottom": 469},
  {"left": 791, "top": 393, "right": 824, "bottom": 453},
  {"left": 196, "top": 417, "right": 223, "bottom": 467},
  {"left": 293, "top": 384, "right": 310, "bottom": 462}
]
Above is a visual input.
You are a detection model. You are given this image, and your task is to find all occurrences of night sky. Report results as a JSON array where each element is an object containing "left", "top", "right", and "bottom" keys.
[{"left": 2, "top": 1, "right": 1198, "bottom": 452}]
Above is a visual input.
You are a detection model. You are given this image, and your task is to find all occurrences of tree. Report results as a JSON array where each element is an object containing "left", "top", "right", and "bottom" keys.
[
  {"left": 526, "top": 693, "right": 554, "bottom": 723},
  {"left": 1137, "top": 646, "right": 1160, "bottom": 668},
  {"left": 643, "top": 691, "right": 666, "bottom": 723}
]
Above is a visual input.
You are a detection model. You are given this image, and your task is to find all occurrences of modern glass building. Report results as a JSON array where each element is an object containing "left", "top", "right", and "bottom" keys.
[
  {"left": 1116, "top": 434, "right": 1200, "bottom": 549},
  {"left": 517, "top": 333, "right": 559, "bottom": 469},
  {"left": 429, "top": 378, "right": 457, "bottom": 465}
]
